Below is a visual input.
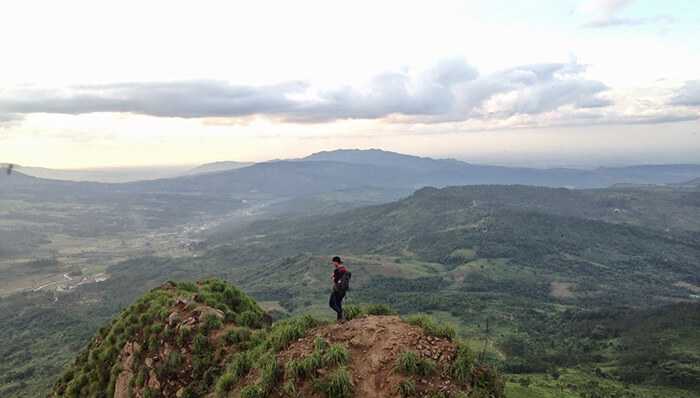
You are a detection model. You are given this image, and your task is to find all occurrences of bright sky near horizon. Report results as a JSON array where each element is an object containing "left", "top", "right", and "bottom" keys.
[{"left": 1, "top": 0, "right": 699, "bottom": 168}]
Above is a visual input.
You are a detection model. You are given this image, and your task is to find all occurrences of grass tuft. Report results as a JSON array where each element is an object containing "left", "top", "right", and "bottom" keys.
[
  {"left": 451, "top": 342, "right": 475, "bottom": 385},
  {"left": 397, "top": 378, "right": 416, "bottom": 397},
  {"left": 313, "top": 367, "right": 354, "bottom": 398},
  {"left": 314, "top": 336, "right": 329, "bottom": 352},
  {"left": 405, "top": 314, "right": 456, "bottom": 340},
  {"left": 323, "top": 344, "right": 350, "bottom": 367},
  {"left": 396, "top": 351, "right": 436, "bottom": 376},
  {"left": 240, "top": 385, "right": 264, "bottom": 398},
  {"left": 364, "top": 303, "right": 396, "bottom": 316}
]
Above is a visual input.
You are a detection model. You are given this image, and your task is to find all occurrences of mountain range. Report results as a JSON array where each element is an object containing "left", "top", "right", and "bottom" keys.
[{"left": 4, "top": 150, "right": 700, "bottom": 199}]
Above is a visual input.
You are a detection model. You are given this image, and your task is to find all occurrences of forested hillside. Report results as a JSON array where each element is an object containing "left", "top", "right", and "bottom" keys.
[{"left": 3, "top": 184, "right": 700, "bottom": 397}]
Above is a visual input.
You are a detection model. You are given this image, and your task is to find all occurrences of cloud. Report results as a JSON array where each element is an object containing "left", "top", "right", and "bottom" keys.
[
  {"left": 0, "top": 59, "right": 611, "bottom": 126},
  {"left": 577, "top": 0, "right": 674, "bottom": 28},
  {"left": 670, "top": 81, "right": 700, "bottom": 107},
  {"left": 1, "top": 59, "right": 695, "bottom": 129},
  {"left": 0, "top": 81, "right": 309, "bottom": 118},
  {"left": 0, "top": 112, "right": 23, "bottom": 128},
  {"left": 582, "top": 14, "right": 675, "bottom": 28},
  {"left": 578, "top": 0, "right": 634, "bottom": 19}
]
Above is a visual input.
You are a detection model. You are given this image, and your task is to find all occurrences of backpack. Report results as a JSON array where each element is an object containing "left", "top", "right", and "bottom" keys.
[{"left": 337, "top": 271, "right": 352, "bottom": 292}]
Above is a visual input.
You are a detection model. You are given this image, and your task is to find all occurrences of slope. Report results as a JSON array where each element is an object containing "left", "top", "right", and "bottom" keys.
[
  {"left": 50, "top": 279, "right": 504, "bottom": 398},
  {"left": 225, "top": 185, "right": 700, "bottom": 307}
]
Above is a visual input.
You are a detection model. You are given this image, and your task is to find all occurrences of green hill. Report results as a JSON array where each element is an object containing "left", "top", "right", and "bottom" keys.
[
  {"left": 224, "top": 185, "right": 700, "bottom": 307},
  {"left": 4, "top": 184, "right": 700, "bottom": 397}
]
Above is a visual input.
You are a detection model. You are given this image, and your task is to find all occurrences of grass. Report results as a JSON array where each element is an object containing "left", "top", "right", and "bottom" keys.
[
  {"left": 505, "top": 370, "right": 700, "bottom": 398},
  {"left": 314, "top": 336, "right": 329, "bottom": 351},
  {"left": 397, "top": 378, "right": 416, "bottom": 397},
  {"left": 405, "top": 314, "right": 456, "bottom": 340},
  {"left": 240, "top": 385, "right": 264, "bottom": 398},
  {"left": 313, "top": 367, "right": 354, "bottom": 398},
  {"left": 451, "top": 343, "right": 476, "bottom": 385},
  {"left": 266, "top": 315, "right": 321, "bottom": 352},
  {"left": 364, "top": 303, "right": 396, "bottom": 316},
  {"left": 286, "top": 340, "right": 349, "bottom": 383},
  {"left": 342, "top": 305, "right": 364, "bottom": 321},
  {"left": 224, "top": 326, "right": 252, "bottom": 345},
  {"left": 214, "top": 372, "right": 236, "bottom": 397},
  {"left": 396, "top": 351, "right": 436, "bottom": 377},
  {"left": 257, "top": 353, "right": 280, "bottom": 394},
  {"left": 323, "top": 344, "right": 350, "bottom": 366},
  {"left": 223, "top": 353, "right": 253, "bottom": 382},
  {"left": 341, "top": 303, "right": 397, "bottom": 321}
]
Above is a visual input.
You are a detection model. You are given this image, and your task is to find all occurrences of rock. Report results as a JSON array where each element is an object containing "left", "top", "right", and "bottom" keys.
[
  {"left": 148, "top": 369, "right": 160, "bottom": 390},
  {"left": 161, "top": 281, "right": 176, "bottom": 289},
  {"left": 196, "top": 306, "right": 225, "bottom": 320},
  {"left": 168, "top": 312, "right": 181, "bottom": 325}
]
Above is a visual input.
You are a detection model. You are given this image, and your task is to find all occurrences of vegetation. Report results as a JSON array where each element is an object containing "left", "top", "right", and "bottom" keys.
[
  {"left": 45, "top": 281, "right": 505, "bottom": 397},
  {"left": 3, "top": 183, "right": 700, "bottom": 397},
  {"left": 312, "top": 368, "right": 354, "bottom": 398},
  {"left": 406, "top": 314, "right": 456, "bottom": 340},
  {"left": 51, "top": 279, "right": 266, "bottom": 397},
  {"left": 397, "top": 378, "right": 416, "bottom": 397},
  {"left": 396, "top": 351, "right": 437, "bottom": 377}
]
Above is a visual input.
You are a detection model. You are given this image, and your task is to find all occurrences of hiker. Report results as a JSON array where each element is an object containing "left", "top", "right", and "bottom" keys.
[{"left": 329, "top": 256, "right": 351, "bottom": 323}]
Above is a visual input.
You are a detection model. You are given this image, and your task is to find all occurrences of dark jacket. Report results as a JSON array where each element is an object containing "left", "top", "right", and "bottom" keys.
[{"left": 332, "top": 266, "right": 348, "bottom": 291}]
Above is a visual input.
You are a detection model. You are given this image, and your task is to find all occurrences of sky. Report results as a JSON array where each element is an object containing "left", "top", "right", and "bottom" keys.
[{"left": 0, "top": 0, "right": 699, "bottom": 168}]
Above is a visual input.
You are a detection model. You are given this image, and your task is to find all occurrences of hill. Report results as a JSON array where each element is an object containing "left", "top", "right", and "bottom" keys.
[
  {"left": 676, "top": 177, "right": 700, "bottom": 188},
  {"left": 13, "top": 165, "right": 191, "bottom": 183},
  {"left": 4, "top": 184, "right": 700, "bottom": 397},
  {"left": 302, "top": 149, "right": 700, "bottom": 187},
  {"left": 224, "top": 185, "right": 700, "bottom": 308},
  {"left": 201, "top": 185, "right": 700, "bottom": 396},
  {"left": 303, "top": 148, "right": 466, "bottom": 172},
  {"left": 187, "top": 161, "right": 255, "bottom": 175},
  {"left": 8, "top": 151, "right": 700, "bottom": 203},
  {"left": 50, "top": 279, "right": 503, "bottom": 398}
]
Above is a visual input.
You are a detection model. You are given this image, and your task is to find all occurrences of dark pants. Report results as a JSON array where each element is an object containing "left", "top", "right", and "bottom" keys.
[{"left": 329, "top": 290, "right": 345, "bottom": 320}]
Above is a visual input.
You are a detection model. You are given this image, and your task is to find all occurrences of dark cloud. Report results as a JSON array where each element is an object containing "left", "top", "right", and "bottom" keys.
[{"left": 670, "top": 81, "right": 700, "bottom": 107}]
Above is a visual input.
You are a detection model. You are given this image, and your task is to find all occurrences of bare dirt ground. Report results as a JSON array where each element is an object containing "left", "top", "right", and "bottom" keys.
[{"left": 277, "top": 315, "right": 463, "bottom": 398}]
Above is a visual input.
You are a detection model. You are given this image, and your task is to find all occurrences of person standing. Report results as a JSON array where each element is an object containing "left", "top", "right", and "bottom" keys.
[{"left": 329, "top": 256, "right": 350, "bottom": 323}]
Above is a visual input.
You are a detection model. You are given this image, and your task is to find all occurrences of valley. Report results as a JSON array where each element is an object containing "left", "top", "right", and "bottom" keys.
[{"left": 2, "top": 150, "right": 700, "bottom": 397}]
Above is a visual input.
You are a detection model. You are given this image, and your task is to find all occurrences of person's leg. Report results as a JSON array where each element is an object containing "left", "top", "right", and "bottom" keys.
[
  {"left": 329, "top": 291, "right": 340, "bottom": 318},
  {"left": 337, "top": 291, "right": 345, "bottom": 321},
  {"left": 329, "top": 291, "right": 338, "bottom": 313}
]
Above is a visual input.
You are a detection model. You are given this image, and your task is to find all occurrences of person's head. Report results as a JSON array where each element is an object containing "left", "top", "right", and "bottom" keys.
[{"left": 332, "top": 256, "right": 343, "bottom": 268}]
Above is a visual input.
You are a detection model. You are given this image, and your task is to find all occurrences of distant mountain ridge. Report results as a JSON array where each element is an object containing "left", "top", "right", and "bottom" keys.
[
  {"left": 12, "top": 165, "right": 192, "bottom": 183},
  {"left": 677, "top": 177, "right": 700, "bottom": 187},
  {"left": 5, "top": 150, "right": 700, "bottom": 200},
  {"left": 186, "top": 160, "right": 254, "bottom": 175}
]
